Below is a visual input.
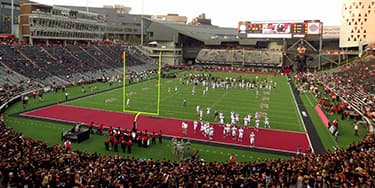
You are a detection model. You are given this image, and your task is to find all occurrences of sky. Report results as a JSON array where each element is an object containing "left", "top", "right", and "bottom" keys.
[{"left": 34, "top": 0, "right": 343, "bottom": 27}]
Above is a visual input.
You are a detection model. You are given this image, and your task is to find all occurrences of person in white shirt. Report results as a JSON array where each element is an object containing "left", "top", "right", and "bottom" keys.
[
  {"left": 231, "top": 126, "right": 237, "bottom": 140},
  {"left": 248, "top": 114, "right": 252, "bottom": 123},
  {"left": 224, "top": 123, "right": 231, "bottom": 137},
  {"left": 255, "top": 119, "right": 260, "bottom": 131},
  {"left": 244, "top": 117, "right": 249, "bottom": 126},
  {"left": 208, "top": 126, "right": 214, "bottom": 140},
  {"left": 200, "top": 121, "right": 205, "bottom": 134},
  {"left": 235, "top": 113, "right": 240, "bottom": 123},
  {"left": 181, "top": 122, "right": 188, "bottom": 135},
  {"left": 193, "top": 120, "right": 198, "bottom": 133},
  {"left": 196, "top": 105, "right": 200, "bottom": 115},
  {"left": 264, "top": 117, "right": 270, "bottom": 128},
  {"left": 220, "top": 114, "right": 225, "bottom": 124},
  {"left": 250, "top": 132, "right": 255, "bottom": 147},
  {"left": 126, "top": 98, "right": 130, "bottom": 108},
  {"left": 206, "top": 107, "right": 211, "bottom": 117},
  {"left": 238, "top": 127, "right": 244, "bottom": 142}
]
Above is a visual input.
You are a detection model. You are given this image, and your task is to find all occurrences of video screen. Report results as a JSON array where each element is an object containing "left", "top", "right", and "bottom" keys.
[{"left": 262, "top": 23, "right": 291, "bottom": 34}]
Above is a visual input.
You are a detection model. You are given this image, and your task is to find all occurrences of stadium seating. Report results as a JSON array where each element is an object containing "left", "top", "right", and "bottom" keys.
[
  {"left": 196, "top": 48, "right": 283, "bottom": 66},
  {"left": 0, "top": 47, "right": 374, "bottom": 187},
  {"left": 0, "top": 44, "right": 156, "bottom": 86},
  {"left": 299, "top": 55, "right": 375, "bottom": 125}
]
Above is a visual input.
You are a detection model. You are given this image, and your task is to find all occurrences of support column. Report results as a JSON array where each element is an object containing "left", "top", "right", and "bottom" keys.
[{"left": 318, "top": 22, "right": 323, "bottom": 70}]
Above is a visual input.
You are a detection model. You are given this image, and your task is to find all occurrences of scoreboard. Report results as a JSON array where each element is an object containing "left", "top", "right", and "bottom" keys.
[
  {"left": 292, "top": 23, "right": 305, "bottom": 38},
  {"left": 238, "top": 20, "right": 321, "bottom": 39}
]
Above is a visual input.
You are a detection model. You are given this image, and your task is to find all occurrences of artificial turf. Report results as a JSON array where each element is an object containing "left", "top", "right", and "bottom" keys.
[
  {"left": 3, "top": 71, "right": 367, "bottom": 162},
  {"left": 66, "top": 72, "right": 305, "bottom": 132}
]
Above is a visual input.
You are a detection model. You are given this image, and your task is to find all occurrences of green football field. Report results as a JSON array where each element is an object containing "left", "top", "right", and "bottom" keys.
[
  {"left": 3, "top": 70, "right": 368, "bottom": 162},
  {"left": 66, "top": 72, "right": 305, "bottom": 132}
]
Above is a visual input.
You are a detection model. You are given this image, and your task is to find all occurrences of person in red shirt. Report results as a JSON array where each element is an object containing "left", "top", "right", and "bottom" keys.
[
  {"left": 64, "top": 139, "right": 71, "bottom": 150},
  {"left": 143, "top": 134, "right": 149, "bottom": 148},
  {"left": 104, "top": 139, "right": 110, "bottom": 151},
  {"left": 121, "top": 138, "right": 126, "bottom": 153},
  {"left": 108, "top": 126, "right": 113, "bottom": 135},
  {"left": 32, "top": 91, "right": 37, "bottom": 99},
  {"left": 109, "top": 133, "right": 115, "bottom": 148},
  {"left": 333, "top": 119, "right": 339, "bottom": 127},
  {"left": 88, "top": 121, "right": 94, "bottom": 134},
  {"left": 113, "top": 139, "right": 119, "bottom": 152},
  {"left": 137, "top": 133, "right": 142, "bottom": 147},
  {"left": 127, "top": 139, "right": 132, "bottom": 154},
  {"left": 98, "top": 124, "right": 104, "bottom": 135},
  {"left": 115, "top": 128, "right": 120, "bottom": 140},
  {"left": 230, "top": 154, "right": 236, "bottom": 164}
]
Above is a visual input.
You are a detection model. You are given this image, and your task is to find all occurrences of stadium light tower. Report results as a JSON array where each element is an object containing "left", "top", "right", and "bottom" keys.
[
  {"left": 11, "top": 0, "right": 14, "bottom": 35},
  {"left": 140, "top": 0, "right": 144, "bottom": 46}
]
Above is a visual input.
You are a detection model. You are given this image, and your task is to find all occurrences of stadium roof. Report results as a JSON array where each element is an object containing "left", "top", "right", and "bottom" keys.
[{"left": 147, "top": 18, "right": 238, "bottom": 45}]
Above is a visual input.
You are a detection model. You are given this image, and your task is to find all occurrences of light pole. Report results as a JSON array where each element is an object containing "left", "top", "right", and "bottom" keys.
[
  {"left": 11, "top": 0, "right": 14, "bottom": 35},
  {"left": 140, "top": 0, "right": 144, "bottom": 46}
]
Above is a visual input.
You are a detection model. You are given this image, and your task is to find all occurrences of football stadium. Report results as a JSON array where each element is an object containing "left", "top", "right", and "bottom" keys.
[{"left": 0, "top": 0, "right": 374, "bottom": 187}]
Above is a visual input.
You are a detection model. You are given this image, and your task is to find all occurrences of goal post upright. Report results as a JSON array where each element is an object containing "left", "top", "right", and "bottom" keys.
[
  {"left": 122, "top": 50, "right": 126, "bottom": 112},
  {"left": 122, "top": 49, "right": 162, "bottom": 122},
  {"left": 156, "top": 51, "right": 162, "bottom": 115}
]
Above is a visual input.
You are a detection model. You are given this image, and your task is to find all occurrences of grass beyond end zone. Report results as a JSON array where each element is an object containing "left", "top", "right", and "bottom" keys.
[{"left": 5, "top": 117, "right": 289, "bottom": 162}]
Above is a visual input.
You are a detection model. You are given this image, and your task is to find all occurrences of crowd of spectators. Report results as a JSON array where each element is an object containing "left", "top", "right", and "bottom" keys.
[
  {"left": 196, "top": 48, "right": 283, "bottom": 66},
  {"left": 169, "top": 64, "right": 282, "bottom": 74},
  {"left": 295, "top": 55, "right": 375, "bottom": 125},
  {"left": 0, "top": 117, "right": 374, "bottom": 187}
]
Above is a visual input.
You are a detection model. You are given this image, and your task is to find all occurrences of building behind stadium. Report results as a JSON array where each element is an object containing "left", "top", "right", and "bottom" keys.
[{"left": 0, "top": 0, "right": 373, "bottom": 66}]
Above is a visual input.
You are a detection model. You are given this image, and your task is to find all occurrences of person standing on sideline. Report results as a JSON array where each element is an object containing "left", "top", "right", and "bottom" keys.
[
  {"left": 250, "top": 131, "right": 255, "bottom": 147},
  {"left": 152, "top": 132, "right": 156, "bottom": 144},
  {"left": 193, "top": 120, "right": 198, "bottom": 133},
  {"left": 65, "top": 92, "right": 69, "bottom": 101},
  {"left": 126, "top": 98, "right": 130, "bottom": 108},
  {"left": 354, "top": 123, "right": 359, "bottom": 136},
  {"left": 230, "top": 154, "right": 236, "bottom": 164},
  {"left": 158, "top": 130, "right": 163, "bottom": 144},
  {"left": 182, "top": 122, "right": 188, "bottom": 135},
  {"left": 64, "top": 139, "right": 71, "bottom": 150},
  {"left": 127, "top": 139, "right": 132, "bottom": 154}
]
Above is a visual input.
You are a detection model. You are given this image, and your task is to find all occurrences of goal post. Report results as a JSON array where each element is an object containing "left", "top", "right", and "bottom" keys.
[{"left": 122, "top": 50, "right": 162, "bottom": 118}]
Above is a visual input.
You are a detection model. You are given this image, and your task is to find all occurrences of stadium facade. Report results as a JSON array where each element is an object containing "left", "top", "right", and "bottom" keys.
[
  {"left": 340, "top": 0, "right": 375, "bottom": 48},
  {"left": 57, "top": 5, "right": 149, "bottom": 42},
  {"left": 19, "top": 2, "right": 106, "bottom": 44},
  {"left": 0, "top": 0, "right": 20, "bottom": 34}
]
